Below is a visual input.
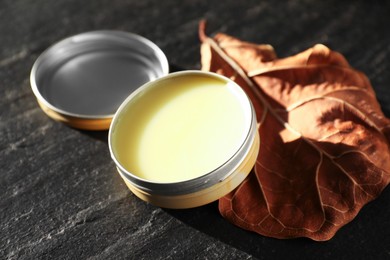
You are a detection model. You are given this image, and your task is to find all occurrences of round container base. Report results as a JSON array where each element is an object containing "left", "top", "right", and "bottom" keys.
[{"left": 118, "top": 131, "right": 260, "bottom": 209}]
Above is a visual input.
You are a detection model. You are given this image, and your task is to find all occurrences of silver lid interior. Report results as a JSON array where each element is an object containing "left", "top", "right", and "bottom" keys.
[{"left": 31, "top": 30, "right": 169, "bottom": 119}]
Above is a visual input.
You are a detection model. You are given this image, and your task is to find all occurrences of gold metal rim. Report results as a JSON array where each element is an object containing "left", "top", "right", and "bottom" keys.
[
  {"left": 118, "top": 131, "right": 260, "bottom": 209},
  {"left": 37, "top": 100, "right": 112, "bottom": 130}
]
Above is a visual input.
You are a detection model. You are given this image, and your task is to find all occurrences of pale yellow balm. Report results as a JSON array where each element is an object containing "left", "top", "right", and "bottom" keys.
[{"left": 111, "top": 73, "right": 251, "bottom": 183}]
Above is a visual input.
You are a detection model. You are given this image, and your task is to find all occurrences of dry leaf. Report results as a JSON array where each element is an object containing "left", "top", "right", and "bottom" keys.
[{"left": 199, "top": 21, "right": 390, "bottom": 241}]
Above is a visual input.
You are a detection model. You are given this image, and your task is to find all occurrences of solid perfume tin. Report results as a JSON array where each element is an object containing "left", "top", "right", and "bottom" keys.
[{"left": 109, "top": 71, "right": 259, "bottom": 208}]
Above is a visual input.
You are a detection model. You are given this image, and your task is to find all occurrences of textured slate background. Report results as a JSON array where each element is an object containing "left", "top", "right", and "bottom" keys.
[{"left": 1, "top": 0, "right": 390, "bottom": 259}]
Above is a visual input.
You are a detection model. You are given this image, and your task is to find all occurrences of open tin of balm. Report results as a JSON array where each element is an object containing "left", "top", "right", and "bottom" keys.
[
  {"left": 30, "top": 30, "right": 169, "bottom": 130},
  {"left": 109, "top": 71, "right": 259, "bottom": 208}
]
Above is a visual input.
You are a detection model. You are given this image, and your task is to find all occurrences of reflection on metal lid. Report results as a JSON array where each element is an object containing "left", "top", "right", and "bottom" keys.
[{"left": 30, "top": 30, "right": 169, "bottom": 130}]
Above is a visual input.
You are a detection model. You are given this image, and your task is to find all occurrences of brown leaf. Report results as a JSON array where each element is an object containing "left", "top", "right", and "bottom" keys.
[{"left": 199, "top": 21, "right": 390, "bottom": 241}]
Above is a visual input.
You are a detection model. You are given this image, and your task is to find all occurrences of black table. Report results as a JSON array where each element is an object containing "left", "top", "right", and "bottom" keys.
[{"left": 1, "top": 1, "right": 390, "bottom": 259}]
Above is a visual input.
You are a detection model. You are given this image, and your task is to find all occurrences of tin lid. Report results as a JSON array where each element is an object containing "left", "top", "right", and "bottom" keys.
[{"left": 30, "top": 30, "right": 169, "bottom": 130}]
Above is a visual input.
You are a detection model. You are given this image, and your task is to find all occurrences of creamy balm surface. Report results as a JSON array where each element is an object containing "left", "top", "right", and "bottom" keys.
[{"left": 112, "top": 74, "right": 251, "bottom": 183}]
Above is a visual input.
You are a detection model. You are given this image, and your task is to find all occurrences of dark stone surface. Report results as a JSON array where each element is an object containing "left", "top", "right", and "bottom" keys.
[{"left": 1, "top": 0, "right": 390, "bottom": 259}]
